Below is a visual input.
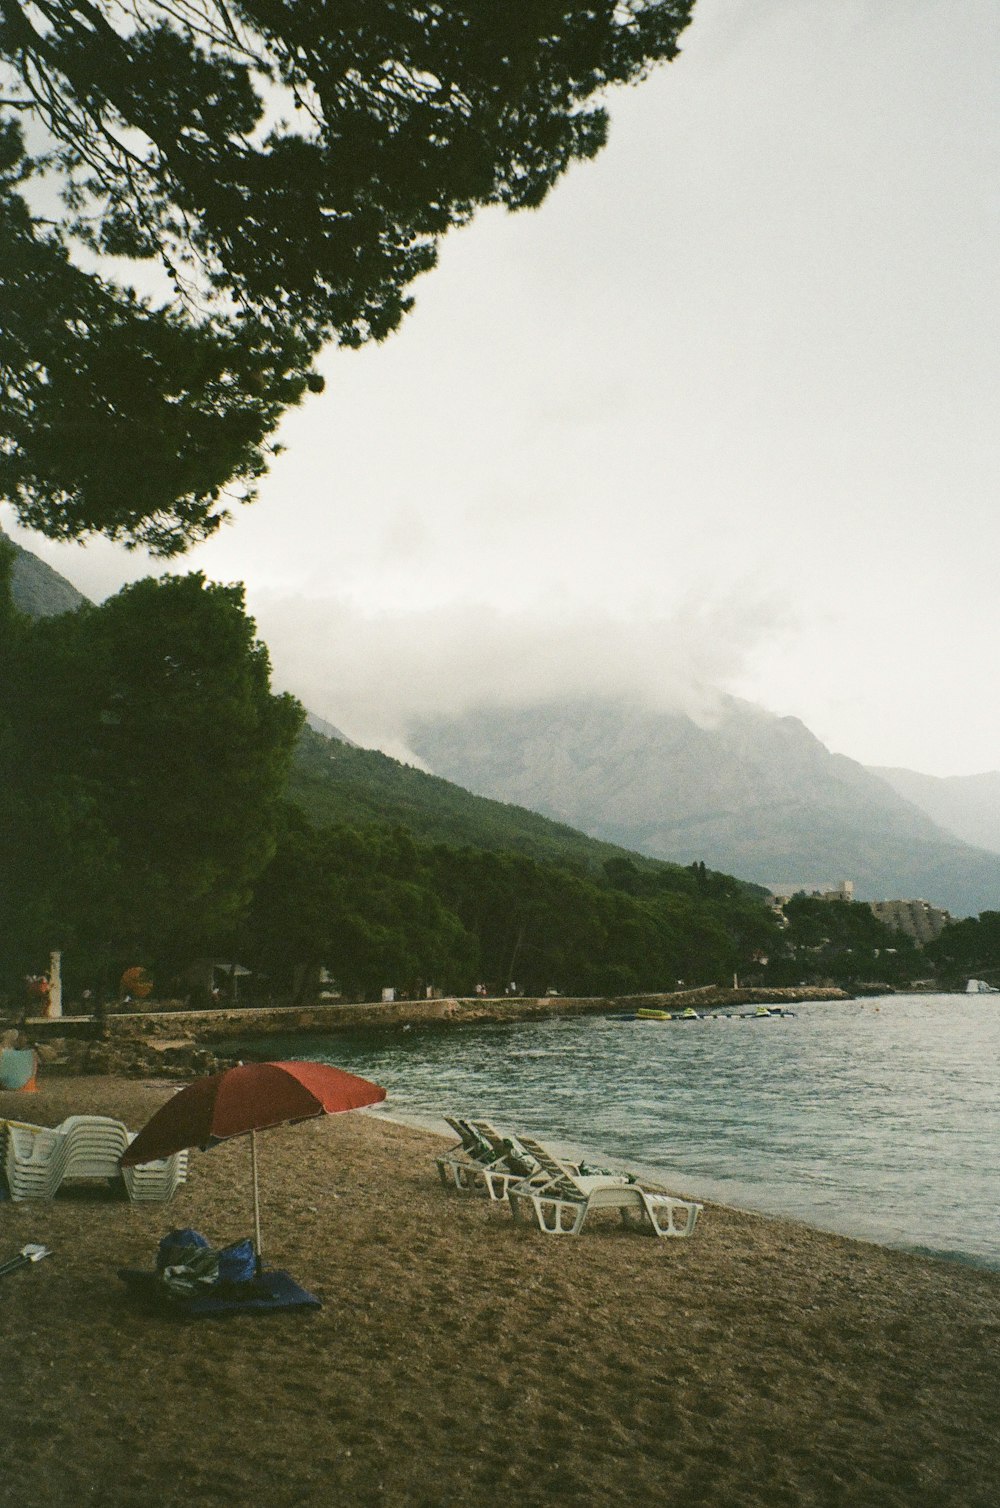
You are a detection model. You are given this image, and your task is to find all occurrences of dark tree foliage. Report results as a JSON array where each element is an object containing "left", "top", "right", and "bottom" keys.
[
  {"left": 0, "top": 1, "right": 694, "bottom": 550},
  {"left": 1, "top": 128, "right": 317, "bottom": 553},
  {"left": 240, "top": 812, "right": 477, "bottom": 1002},
  {"left": 0, "top": 554, "right": 303, "bottom": 992},
  {"left": 925, "top": 911, "right": 1000, "bottom": 985},
  {"left": 237, "top": 812, "right": 773, "bottom": 1003},
  {"left": 760, "top": 896, "right": 922, "bottom": 988}
]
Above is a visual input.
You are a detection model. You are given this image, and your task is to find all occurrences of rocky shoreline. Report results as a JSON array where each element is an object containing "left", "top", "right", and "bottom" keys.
[{"left": 6, "top": 985, "right": 849, "bottom": 1081}]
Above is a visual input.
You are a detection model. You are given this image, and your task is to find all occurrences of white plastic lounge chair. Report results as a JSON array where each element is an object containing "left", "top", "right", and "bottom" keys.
[
  {"left": 2, "top": 1120, "right": 68, "bottom": 1200},
  {"left": 507, "top": 1137, "right": 702, "bottom": 1238},
  {"left": 436, "top": 1118, "right": 567, "bottom": 1202},
  {"left": 435, "top": 1117, "right": 509, "bottom": 1195},
  {"left": 57, "top": 1115, "right": 132, "bottom": 1181},
  {"left": 120, "top": 1134, "right": 189, "bottom": 1202},
  {"left": 463, "top": 1121, "right": 558, "bottom": 1202}
]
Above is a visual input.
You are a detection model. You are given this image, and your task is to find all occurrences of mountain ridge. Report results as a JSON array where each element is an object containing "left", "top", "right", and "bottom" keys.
[
  {"left": 409, "top": 696, "right": 1000, "bottom": 917},
  {"left": 871, "top": 766, "right": 1000, "bottom": 857},
  {"left": 3, "top": 530, "right": 88, "bottom": 618}
]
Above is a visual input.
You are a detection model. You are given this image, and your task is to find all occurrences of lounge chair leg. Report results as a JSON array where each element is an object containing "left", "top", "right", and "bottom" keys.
[
  {"left": 494, "top": 1173, "right": 519, "bottom": 1201},
  {"left": 640, "top": 1194, "right": 702, "bottom": 1237},
  {"left": 532, "top": 1197, "right": 586, "bottom": 1234}
]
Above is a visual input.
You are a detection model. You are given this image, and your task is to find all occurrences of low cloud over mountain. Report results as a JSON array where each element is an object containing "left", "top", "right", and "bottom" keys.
[{"left": 409, "top": 696, "right": 1000, "bottom": 918}]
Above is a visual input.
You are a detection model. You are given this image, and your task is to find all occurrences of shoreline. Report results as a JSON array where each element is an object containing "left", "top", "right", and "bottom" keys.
[
  {"left": 366, "top": 1105, "right": 999, "bottom": 1277},
  {"left": 2, "top": 1073, "right": 998, "bottom": 1507},
  {"left": 14, "top": 984, "right": 850, "bottom": 1059}
]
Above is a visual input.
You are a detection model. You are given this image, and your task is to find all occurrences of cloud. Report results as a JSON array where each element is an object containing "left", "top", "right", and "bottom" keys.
[{"left": 249, "top": 584, "right": 794, "bottom": 759}]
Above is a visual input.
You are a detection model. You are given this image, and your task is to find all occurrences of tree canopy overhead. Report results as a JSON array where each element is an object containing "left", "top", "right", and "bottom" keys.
[{"left": 0, "top": 1, "right": 694, "bottom": 552}]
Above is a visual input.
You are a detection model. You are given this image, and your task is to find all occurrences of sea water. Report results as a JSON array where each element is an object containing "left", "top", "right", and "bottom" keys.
[{"left": 241, "top": 994, "right": 1000, "bottom": 1268}]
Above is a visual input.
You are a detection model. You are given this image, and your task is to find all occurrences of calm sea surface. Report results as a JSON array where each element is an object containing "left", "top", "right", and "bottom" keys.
[{"left": 241, "top": 994, "right": 999, "bottom": 1267}]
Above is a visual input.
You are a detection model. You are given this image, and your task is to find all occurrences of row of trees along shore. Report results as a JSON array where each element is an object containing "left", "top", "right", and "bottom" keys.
[{"left": 5, "top": 550, "right": 996, "bottom": 1011}]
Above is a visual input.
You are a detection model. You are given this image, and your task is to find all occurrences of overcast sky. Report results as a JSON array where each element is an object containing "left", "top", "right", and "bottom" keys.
[{"left": 6, "top": 0, "right": 998, "bottom": 776}]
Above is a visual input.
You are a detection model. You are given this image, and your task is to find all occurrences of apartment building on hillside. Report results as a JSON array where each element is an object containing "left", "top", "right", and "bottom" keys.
[{"left": 867, "top": 898, "right": 952, "bottom": 944}]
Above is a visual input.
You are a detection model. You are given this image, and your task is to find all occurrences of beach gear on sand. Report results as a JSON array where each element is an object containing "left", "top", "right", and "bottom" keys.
[
  {"left": 120, "top": 1060, "right": 386, "bottom": 1268},
  {"left": 0, "top": 1048, "right": 38, "bottom": 1091},
  {"left": 118, "top": 1228, "right": 321, "bottom": 1316},
  {"left": 0, "top": 1243, "right": 51, "bottom": 1279}
]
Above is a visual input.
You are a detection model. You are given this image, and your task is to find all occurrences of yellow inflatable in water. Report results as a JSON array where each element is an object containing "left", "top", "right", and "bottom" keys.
[{"left": 635, "top": 1006, "right": 702, "bottom": 1021}]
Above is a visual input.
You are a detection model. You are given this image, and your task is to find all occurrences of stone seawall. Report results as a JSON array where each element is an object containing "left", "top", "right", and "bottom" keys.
[
  {"left": 106, "top": 984, "right": 847, "bottom": 1045},
  {"left": 16, "top": 986, "right": 850, "bottom": 1078},
  {"left": 107, "top": 992, "right": 620, "bottom": 1043}
]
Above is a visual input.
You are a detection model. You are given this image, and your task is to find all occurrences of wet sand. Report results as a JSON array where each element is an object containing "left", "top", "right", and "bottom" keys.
[{"left": 1, "top": 1077, "right": 998, "bottom": 1507}]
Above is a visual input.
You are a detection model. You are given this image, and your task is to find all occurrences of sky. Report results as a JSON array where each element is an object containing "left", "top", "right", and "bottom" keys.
[{"left": 5, "top": 0, "right": 998, "bottom": 776}]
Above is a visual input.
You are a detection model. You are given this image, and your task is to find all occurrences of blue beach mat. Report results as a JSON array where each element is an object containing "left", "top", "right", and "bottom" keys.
[
  {"left": 117, "top": 1265, "right": 321, "bottom": 1317},
  {"left": 117, "top": 1266, "right": 322, "bottom": 1314},
  {"left": 117, "top": 1229, "right": 321, "bottom": 1317},
  {"left": 188, "top": 1268, "right": 321, "bottom": 1315}
]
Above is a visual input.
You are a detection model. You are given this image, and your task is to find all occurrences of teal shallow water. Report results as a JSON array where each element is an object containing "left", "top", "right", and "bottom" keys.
[{"left": 236, "top": 994, "right": 1000, "bottom": 1267}]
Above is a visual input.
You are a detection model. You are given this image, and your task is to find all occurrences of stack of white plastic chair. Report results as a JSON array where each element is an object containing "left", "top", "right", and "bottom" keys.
[
  {"left": 2, "top": 1120, "right": 68, "bottom": 1200},
  {"left": 58, "top": 1114, "right": 132, "bottom": 1183},
  {"left": 1, "top": 1115, "right": 187, "bottom": 1202},
  {"left": 120, "top": 1133, "right": 188, "bottom": 1202}
]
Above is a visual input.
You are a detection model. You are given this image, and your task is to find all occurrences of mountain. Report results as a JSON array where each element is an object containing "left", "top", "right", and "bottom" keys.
[
  {"left": 409, "top": 696, "right": 1000, "bottom": 918},
  {"left": 2, "top": 531, "right": 88, "bottom": 617},
  {"left": 871, "top": 767, "right": 1000, "bottom": 857},
  {"left": 286, "top": 725, "right": 721, "bottom": 884},
  {"left": 7, "top": 534, "right": 995, "bottom": 916}
]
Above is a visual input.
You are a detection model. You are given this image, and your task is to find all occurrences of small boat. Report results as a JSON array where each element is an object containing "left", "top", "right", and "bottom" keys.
[{"left": 965, "top": 978, "right": 999, "bottom": 994}]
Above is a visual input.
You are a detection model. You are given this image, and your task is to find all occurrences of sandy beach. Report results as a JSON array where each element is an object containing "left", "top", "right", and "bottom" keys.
[{"left": 1, "top": 1076, "right": 998, "bottom": 1508}]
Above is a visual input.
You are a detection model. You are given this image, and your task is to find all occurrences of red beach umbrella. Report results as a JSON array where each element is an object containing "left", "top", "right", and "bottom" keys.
[{"left": 121, "top": 1060, "right": 386, "bottom": 1264}]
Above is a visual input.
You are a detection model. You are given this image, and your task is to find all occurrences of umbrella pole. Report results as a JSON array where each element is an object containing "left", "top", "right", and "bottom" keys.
[{"left": 250, "top": 1127, "right": 263, "bottom": 1272}]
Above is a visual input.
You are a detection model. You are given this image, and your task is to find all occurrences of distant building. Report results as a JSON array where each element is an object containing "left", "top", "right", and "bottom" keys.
[
  {"left": 867, "top": 898, "right": 952, "bottom": 944},
  {"left": 768, "top": 880, "right": 854, "bottom": 909}
]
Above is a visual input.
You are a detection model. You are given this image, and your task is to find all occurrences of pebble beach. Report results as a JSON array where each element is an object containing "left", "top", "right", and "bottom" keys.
[{"left": 2, "top": 1076, "right": 998, "bottom": 1508}]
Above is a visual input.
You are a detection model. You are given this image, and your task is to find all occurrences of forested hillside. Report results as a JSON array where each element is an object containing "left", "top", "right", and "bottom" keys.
[
  {"left": 237, "top": 795, "right": 779, "bottom": 1003},
  {"left": 287, "top": 726, "right": 718, "bottom": 881}
]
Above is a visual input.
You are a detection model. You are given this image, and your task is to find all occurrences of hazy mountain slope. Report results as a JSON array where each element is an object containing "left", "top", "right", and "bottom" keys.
[
  {"left": 871, "top": 767, "right": 1000, "bottom": 856},
  {"left": 410, "top": 697, "right": 1000, "bottom": 917},
  {"left": 3, "top": 531, "right": 88, "bottom": 617},
  {"left": 305, "top": 710, "right": 356, "bottom": 746},
  {"left": 286, "top": 726, "right": 732, "bottom": 886}
]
